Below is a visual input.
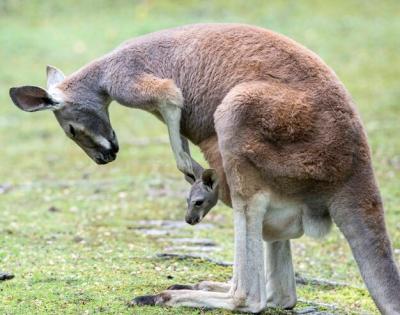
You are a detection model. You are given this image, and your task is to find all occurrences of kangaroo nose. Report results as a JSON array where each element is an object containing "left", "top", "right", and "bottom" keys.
[
  {"left": 110, "top": 139, "right": 119, "bottom": 153},
  {"left": 110, "top": 130, "right": 119, "bottom": 153}
]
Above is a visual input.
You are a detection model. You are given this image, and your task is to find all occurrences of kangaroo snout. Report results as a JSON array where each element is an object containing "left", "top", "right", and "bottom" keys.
[
  {"left": 94, "top": 140, "right": 119, "bottom": 165},
  {"left": 110, "top": 139, "right": 119, "bottom": 153},
  {"left": 94, "top": 131, "right": 119, "bottom": 164},
  {"left": 110, "top": 130, "right": 119, "bottom": 153},
  {"left": 95, "top": 149, "right": 117, "bottom": 165}
]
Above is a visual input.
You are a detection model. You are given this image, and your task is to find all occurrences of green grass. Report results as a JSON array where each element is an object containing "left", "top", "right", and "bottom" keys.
[{"left": 0, "top": 0, "right": 399, "bottom": 314}]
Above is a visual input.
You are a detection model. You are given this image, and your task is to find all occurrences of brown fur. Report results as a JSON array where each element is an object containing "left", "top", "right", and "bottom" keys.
[
  {"left": 131, "top": 73, "right": 183, "bottom": 110},
  {"left": 10, "top": 23, "right": 400, "bottom": 314}
]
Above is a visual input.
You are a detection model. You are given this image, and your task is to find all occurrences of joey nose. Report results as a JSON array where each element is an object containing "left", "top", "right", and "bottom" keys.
[{"left": 185, "top": 216, "right": 200, "bottom": 225}]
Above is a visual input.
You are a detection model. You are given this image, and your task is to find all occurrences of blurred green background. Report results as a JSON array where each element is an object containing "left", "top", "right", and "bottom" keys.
[{"left": 0, "top": 0, "right": 399, "bottom": 314}]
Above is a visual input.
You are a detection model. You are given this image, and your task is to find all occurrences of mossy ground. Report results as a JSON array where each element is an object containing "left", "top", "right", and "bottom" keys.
[{"left": 0, "top": 1, "right": 399, "bottom": 314}]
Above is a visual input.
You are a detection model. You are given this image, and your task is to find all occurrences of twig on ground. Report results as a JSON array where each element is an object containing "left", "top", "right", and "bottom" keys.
[
  {"left": 294, "top": 273, "right": 362, "bottom": 289},
  {"left": 0, "top": 271, "right": 14, "bottom": 281},
  {"left": 297, "top": 298, "right": 341, "bottom": 313},
  {"left": 156, "top": 253, "right": 233, "bottom": 267}
]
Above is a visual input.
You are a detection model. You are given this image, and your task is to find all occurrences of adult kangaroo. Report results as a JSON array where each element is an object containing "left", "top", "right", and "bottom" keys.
[{"left": 9, "top": 24, "right": 400, "bottom": 314}]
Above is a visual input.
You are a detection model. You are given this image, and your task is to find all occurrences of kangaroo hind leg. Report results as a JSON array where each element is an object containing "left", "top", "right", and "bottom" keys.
[
  {"left": 214, "top": 80, "right": 326, "bottom": 186},
  {"left": 167, "top": 281, "right": 231, "bottom": 292},
  {"left": 330, "top": 169, "right": 400, "bottom": 315},
  {"left": 265, "top": 240, "right": 297, "bottom": 309}
]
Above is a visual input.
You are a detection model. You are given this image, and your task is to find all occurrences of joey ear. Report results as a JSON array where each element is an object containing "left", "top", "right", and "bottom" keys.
[
  {"left": 46, "top": 65, "right": 65, "bottom": 89},
  {"left": 184, "top": 173, "right": 196, "bottom": 185},
  {"left": 201, "top": 169, "right": 218, "bottom": 190},
  {"left": 9, "top": 86, "right": 57, "bottom": 112}
]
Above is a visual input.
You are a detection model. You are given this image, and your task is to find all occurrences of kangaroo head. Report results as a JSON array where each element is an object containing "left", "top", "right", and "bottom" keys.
[
  {"left": 9, "top": 66, "right": 119, "bottom": 165},
  {"left": 186, "top": 169, "right": 219, "bottom": 225}
]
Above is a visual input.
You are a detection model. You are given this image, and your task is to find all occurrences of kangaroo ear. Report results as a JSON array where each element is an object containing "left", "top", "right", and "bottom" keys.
[
  {"left": 201, "top": 169, "right": 218, "bottom": 190},
  {"left": 46, "top": 65, "right": 65, "bottom": 89},
  {"left": 9, "top": 86, "right": 57, "bottom": 112}
]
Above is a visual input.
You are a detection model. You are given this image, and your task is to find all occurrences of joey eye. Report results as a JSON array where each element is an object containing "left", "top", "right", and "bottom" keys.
[
  {"left": 194, "top": 199, "right": 204, "bottom": 207},
  {"left": 68, "top": 124, "right": 76, "bottom": 137}
]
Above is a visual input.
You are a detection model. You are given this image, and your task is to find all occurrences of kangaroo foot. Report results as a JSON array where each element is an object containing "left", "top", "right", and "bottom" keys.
[{"left": 168, "top": 281, "right": 230, "bottom": 292}]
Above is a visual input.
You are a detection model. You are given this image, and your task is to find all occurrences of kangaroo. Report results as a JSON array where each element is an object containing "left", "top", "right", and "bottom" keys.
[{"left": 9, "top": 24, "right": 400, "bottom": 314}]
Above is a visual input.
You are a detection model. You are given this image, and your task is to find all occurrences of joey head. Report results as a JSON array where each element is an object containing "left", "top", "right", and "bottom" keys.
[{"left": 186, "top": 169, "right": 219, "bottom": 225}]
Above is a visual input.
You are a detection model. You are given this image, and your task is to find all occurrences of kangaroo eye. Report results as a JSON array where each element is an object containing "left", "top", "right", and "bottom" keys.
[{"left": 68, "top": 124, "right": 76, "bottom": 137}]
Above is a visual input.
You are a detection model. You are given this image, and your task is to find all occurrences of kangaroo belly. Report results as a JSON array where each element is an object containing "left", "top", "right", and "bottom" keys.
[
  {"left": 262, "top": 199, "right": 304, "bottom": 241},
  {"left": 262, "top": 197, "right": 332, "bottom": 241}
]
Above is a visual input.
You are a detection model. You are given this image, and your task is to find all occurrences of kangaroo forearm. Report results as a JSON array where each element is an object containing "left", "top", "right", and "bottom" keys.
[
  {"left": 160, "top": 105, "right": 194, "bottom": 177},
  {"left": 181, "top": 135, "right": 205, "bottom": 185},
  {"left": 181, "top": 136, "right": 204, "bottom": 180},
  {"left": 109, "top": 72, "right": 195, "bottom": 177}
]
